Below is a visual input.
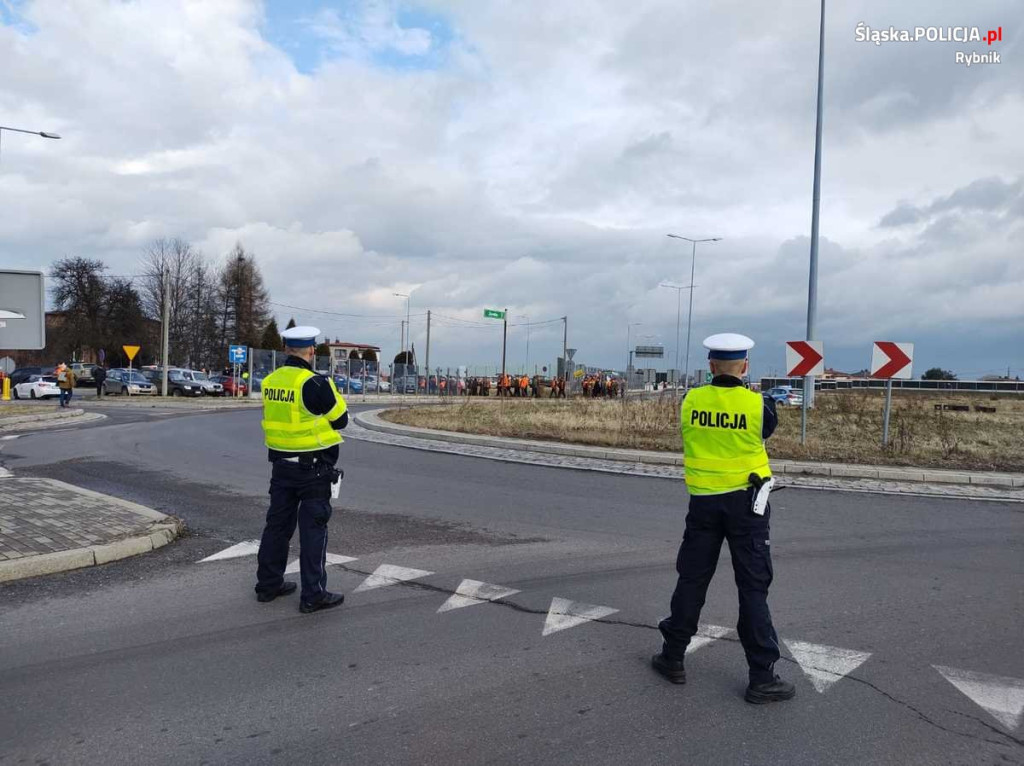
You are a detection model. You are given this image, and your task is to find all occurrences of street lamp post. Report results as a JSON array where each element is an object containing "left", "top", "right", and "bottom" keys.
[
  {"left": 393, "top": 292, "right": 410, "bottom": 357},
  {"left": 659, "top": 282, "right": 690, "bottom": 388},
  {"left": 0, "top": 126, "right": 61, "bottom": 163},
  {"left": 516, "top": 315, "right": 530, "bottom": 374},
  {"left": 626, "top": 322, "right": 642, "bottom": 387},
  {"left": 666, "top": 234, "right": 721, "bottom": 392},
  {"left": 804, "top": 0, "right": 827, "bottom": 416}
]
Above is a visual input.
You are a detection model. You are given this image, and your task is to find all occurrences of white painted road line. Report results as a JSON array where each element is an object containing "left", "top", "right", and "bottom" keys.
[
  {"left": 284, "top": 553, "right": 358, "bottom": 575},
  {"left": 784, "top": 640, "right": 872, "bottom": 693},
  {"left": 542, "top": 597, "right": 619, "bottom": 636},
  {"left": 686, "top": 624, "right": 734, "bottom": 654},
  {"left": 354, "top": 564, "right": 434, "bottom": 593},
  {"left": 437, "top": 579, "right": 520, "bottom": 613},
  {"left": 0, "top": 434, "right": 21, "bottom": 440},
  {"left": 934, "top": 665, "right": 1024, "bottom": 730},
  {"left": 198, "top": 540, "right": 261, "bottom": 562}
]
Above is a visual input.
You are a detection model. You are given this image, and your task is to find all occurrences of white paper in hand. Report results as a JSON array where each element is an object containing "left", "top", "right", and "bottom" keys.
[
  {"left": 330, "top": 477, "right": 341, "bottom": 500},
  {"left": 752, "top": 477, "right": 775, "bottom": 516}
]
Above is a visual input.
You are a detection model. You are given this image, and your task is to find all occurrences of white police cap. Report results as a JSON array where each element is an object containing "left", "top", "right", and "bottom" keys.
[
  {"left": 281, "top": 325, "right": 321, "bottom": 348},
  {"left": 703, "top": 333, "right": 755, "bottom": 360}
]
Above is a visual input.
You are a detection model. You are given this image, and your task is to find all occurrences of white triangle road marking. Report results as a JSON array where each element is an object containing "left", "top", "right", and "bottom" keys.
[
  {"left": 284, "top": 553, "right": 358, "bottom": 575},
  {"left": 437, "top": 579, "right": 520, "bottom": 613},
  {"left": 354, "top": 564, "right": 434, "bottom": 593},
  {"left": 686, "top": 624, "right": 734, "bottom": 654},
  {"left": 542, "top": 597, "right": 619, "bottom": 636},
  {"left": 1, "top": 434, "right": 22, "bottom": 440},
  {"left": 198, "top": 540, "right": 260, "bottom": 562},
  {"left": 934, "top": 665, "right": 1024, "bottom": 730},
  {"left": 784, "top": 640, "right": 872, "bottom": 693},
  {"left": 0, "top": 466, "right": 12, "bottom": 478}
]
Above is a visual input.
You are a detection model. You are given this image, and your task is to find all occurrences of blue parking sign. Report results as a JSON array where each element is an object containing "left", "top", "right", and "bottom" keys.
[{"left": 229, "top": 345, "right": 247, "bottom": 364}]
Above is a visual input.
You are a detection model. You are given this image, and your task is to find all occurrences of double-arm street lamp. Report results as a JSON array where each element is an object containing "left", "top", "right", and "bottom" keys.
[
  {"left": 0, "top": 125, "right": 61, "bottom": 162},
  {"left": 666, "top": 234, "right": 722, "bottom": 392}
]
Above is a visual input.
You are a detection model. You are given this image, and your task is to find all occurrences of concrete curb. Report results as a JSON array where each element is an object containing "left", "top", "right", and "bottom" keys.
[
  {"left": 0, "top": 521, "right": 180, "bottom": 583},
  {"left": 83, "top": 399, "right": 262, "bottom": 410},
  {"left": 0, "top": 412, "right": 106, "bottom": 434},
  {"left": 76, "top": 394, "right": 444, "bottom": 410},
  {"left": 0, "top": 478, "right": 182, "bottom": 583},
  {"left": 357, "top": 408, "right": 1024, "bottom": 489},
  {"left": 0, "top": 407, "right": 89, "bottom": 429}
]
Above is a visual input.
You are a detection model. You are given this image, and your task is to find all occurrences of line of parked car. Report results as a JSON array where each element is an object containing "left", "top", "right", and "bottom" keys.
[{"left": 6, "top": 364, "right": 250, "bottom": 398}]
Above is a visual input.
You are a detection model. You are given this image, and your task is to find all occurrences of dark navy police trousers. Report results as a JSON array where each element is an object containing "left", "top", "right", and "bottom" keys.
[
  {"left": 256, "top": 460, "right": 334, "bottom": 604},
  {"left": 659, "top": 488, "right": 781, "bottom": 684}
]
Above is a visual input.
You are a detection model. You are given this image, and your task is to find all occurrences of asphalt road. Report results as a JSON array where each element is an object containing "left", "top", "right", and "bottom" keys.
[{"left": 1, "top": 403, "right": 1022, "bottom": 765}]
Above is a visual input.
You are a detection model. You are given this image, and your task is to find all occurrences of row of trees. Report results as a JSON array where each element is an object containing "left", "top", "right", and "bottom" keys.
[{"left": 50, "top": 239, "right": 280, "bottom": 369}]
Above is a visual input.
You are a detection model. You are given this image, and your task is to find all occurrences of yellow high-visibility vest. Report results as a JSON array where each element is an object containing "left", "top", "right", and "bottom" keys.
[
  {"left": 681, "top": 384, "right": 771, "bottom": 495},
  {"left": 261, "top": 366, "right": 348, "bottom": 452}
]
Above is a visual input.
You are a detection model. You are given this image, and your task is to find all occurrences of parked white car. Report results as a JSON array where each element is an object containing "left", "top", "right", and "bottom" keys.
[
  {"left": 181, "top": 369, "right": 223, "bottom": 396},
  {"left": 14, "top": 374, "right": 60, "bottom": 399}
]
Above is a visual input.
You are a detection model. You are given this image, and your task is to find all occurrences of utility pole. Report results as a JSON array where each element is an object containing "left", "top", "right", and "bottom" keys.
[
  {"left": 424, "top": 310, "right": 431, "bottom": 394},
  {"left": 562, "top": 315, "right": 568, "bottom": 390},
  {"left": 400, "top": 320, "right": 406, "bottom": 359},
  {"left": 161, "top": 269, "right": 170, "bottom": 397}
]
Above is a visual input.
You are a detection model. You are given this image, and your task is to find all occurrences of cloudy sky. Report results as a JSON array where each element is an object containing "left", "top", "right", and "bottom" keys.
[{"left": 1, "top": 0, "right": 1021, "bottom": 379}]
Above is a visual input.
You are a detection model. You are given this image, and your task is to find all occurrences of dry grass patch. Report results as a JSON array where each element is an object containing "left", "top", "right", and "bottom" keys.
[
  {"left": 381, "top": 392, "right": 1024, "bottom": 472},
  {"left": 0, "top": 403, "right": 43, "bottom": 419}
]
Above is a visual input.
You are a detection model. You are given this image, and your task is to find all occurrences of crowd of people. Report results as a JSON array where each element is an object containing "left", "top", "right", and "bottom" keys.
[
  {"left": 462, "top": 374, "right": 568, "bottom": 398},
  {"left": 580, "top": 374, "right": 622, "bottom": 398}
]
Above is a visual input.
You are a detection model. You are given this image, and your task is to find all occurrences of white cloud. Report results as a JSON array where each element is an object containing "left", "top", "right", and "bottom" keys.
[{"left": 0, "top": 0, "right": 1021, "bottom": 376}]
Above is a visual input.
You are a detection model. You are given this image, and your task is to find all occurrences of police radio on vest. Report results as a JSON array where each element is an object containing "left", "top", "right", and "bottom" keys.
[{"left": 690, "top": 409, "right": 749, "bottom": 430}]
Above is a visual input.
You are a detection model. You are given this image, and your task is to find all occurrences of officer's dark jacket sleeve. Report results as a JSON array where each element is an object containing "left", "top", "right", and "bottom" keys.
[
  {"left": 300, "top": 376, "right": 348, "bottom": 430},
  {"left": 761, "top": 395, "right": 778, "bottom": 440}
]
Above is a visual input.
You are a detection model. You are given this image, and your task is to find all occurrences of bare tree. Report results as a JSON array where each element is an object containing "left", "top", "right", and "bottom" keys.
[
  {"left": 139, "top": 238, "right": 204, "bottom": 366},
  {"left": 49, "top": 256, "right": 108, "bottom": 361}
]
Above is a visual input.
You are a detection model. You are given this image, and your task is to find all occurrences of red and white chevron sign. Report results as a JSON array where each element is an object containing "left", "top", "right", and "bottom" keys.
[
  {"left": 785, "top": 341, "right": 824, "bottom": 377},
  {"left": 871, "top": 341, "right": 914, "bottom": 379}
]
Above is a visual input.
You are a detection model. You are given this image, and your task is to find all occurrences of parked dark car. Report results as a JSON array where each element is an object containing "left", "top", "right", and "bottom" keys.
[
  {"left": 142, "top": 369, "right": 203, "bottom": 397},
  {"left": 392, "top": 375, "right": 418, "bottom": 394},
  {"left": 9, "top": 367, "right": 45, "bottom": 386}
]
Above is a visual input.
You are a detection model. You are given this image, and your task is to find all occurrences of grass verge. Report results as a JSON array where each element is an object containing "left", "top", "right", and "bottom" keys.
[{"left": 381, "top": 392, "right": 1024, "bottom": 472}]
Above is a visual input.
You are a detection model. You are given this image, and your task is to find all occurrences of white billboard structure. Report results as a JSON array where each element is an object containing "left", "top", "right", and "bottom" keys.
[{"left": 0, "top": 270, "right": 45, "bottom": 350}]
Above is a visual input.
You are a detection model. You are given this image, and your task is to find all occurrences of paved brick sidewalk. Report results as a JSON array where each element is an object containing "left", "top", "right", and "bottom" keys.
[{"left": 0, "top": 478, "right": 179, "bottom": 581}]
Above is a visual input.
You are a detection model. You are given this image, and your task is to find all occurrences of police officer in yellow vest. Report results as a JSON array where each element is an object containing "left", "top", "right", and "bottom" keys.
[
  {"left": 255, "top": 326, "right": 349, "bottom": 613},
  {"left": 652, "top": 333, "right": 795, "bottom": 704}
]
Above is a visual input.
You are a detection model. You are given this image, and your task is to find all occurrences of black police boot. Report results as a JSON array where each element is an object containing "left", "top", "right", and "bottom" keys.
[
  {"left": 745, "top": 675, "right": 796, "bottom": 704},
  {"left": 299, "top": 591, "right": 345, "bottom": 614},
  {"left": 651, "top": 653, "right": 687, "bottom": 684},
  {"left": 256, "top": 581, "right": 297, "bottom": 603}
]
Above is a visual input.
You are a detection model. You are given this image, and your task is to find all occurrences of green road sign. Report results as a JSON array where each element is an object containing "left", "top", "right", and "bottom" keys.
[{"left": 483, "top": 309, "right": 505, "bottom": 319}]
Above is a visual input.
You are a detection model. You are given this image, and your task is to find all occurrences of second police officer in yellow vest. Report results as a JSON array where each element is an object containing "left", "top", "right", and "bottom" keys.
[
  {"left": 652, "top": 333, "right": 796, "bottom": 704},
  {"left": 255, "top": 326, "right": 349, "bottom": 613}
]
